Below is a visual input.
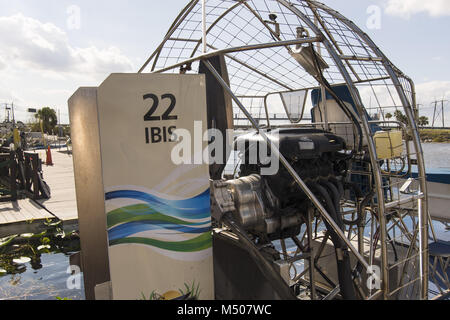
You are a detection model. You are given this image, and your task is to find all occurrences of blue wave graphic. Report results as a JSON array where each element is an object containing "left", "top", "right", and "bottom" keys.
[
  {"left": 108, "top": 220, "right": 211, "bottom": 242},
  {"left": 105, "top": 189, "right": 211, "bottom": 220}
]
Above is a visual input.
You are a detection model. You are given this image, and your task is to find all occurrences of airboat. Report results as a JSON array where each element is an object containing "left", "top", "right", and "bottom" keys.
[{"left": 73, "top": 0, "right": 449, "bottom": 300}]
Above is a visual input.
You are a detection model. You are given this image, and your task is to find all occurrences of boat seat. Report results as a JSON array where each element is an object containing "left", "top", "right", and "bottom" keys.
[{"left": 311, "top": 85, "right": 382, "bottom": 149}]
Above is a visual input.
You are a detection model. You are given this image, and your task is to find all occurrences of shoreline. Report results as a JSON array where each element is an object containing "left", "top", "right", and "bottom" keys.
[{"left": 419, "top": 129, "right": 450, "bottom": 143}]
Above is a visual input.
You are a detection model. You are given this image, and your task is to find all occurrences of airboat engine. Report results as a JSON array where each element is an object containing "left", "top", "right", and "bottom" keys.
[
  {"left": 212, "top": 128, "right": 359, "bottom": 299},
  {"left": 223, "top": 129, "right": 347, "bottom": 239}
]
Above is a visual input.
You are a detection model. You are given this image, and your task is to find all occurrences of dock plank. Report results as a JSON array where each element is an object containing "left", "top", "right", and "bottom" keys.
[
  {"left": 32, "top": 149, "right": 78, "bottom": 222},
  {"left": 0, "top": 149, "right": 79, "bottom": 237}
]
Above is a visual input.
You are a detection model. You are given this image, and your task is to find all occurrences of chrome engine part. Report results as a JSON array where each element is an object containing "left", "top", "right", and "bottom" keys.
[
  {"left": 226, "top": 174, "right": 266, "bottom": 231},
  {"left": 225, "top": 174, "right": 303, "bottom": 237}
]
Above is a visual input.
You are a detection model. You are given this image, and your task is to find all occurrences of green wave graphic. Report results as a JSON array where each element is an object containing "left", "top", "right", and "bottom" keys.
[
  {"left": 107, "top": 204, "right": 203, "bottom": 229},
  {"left": 109, "top": 231, "right": 212, "bottom": 252}
]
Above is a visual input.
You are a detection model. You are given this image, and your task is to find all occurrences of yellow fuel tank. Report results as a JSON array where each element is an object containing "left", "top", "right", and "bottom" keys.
[{"left": 374, "top": 130, "right": 404, "bottom": 160}]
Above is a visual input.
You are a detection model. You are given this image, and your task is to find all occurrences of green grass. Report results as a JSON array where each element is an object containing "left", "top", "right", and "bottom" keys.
[{"left": 419, "top": 129, "right": 450, "bottom": 143}]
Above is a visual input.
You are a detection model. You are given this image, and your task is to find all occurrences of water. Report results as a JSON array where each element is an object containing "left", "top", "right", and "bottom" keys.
[
  {"left": 0, "top": 230, "right": 84, "bottom": 301},
  {"left": 422, "top": 143, "right": 450, "bottom": 241},
  {"left": 0, "top": 252, "right": 84, "bottom": 300},
  {"left": 422, "top": 143, "right": 450, "bottom": 170}
]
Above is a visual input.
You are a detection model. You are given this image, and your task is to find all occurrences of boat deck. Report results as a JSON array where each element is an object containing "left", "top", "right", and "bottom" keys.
[{"left": 0, "top": 149, "right": 78, "bottom": 238}]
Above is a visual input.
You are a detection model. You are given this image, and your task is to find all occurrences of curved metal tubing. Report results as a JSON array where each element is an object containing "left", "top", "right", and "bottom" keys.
[
  {"left": 152, "top": 36, "right": 322, "bottom": 74},
  {"left": 141, "top": 0, "right": 428, "bottom": 300},
  {"left": 307, "top": 0, "right": 429, "bottom": 299},
  {"left": 203, "top": 60, "right": 372, "bottom": 274},
  {"left": 207, "top": 43, "right": 294, "bottom": 90},
  {"left": 138, "top": 0, "right": 199, "bottom": 73},
  {"left": 189, "top": 1, "right": 244, "bottom": 58},
  {"left": 276, "top": 0, "right": 389, "bottom": 298}
]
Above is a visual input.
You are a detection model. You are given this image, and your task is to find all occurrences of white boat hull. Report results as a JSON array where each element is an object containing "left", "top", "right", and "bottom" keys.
[{"left": 427, "top": 180, "right": 450, "bottom": 223}]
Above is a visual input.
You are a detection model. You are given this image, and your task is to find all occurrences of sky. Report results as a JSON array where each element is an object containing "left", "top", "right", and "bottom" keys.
[{"left": 0, "top": 0, "right": 449, "bottom": 125}]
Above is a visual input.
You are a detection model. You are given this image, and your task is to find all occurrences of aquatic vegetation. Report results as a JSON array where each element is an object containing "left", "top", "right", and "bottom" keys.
[
  {"left": 12, "top": 257, "right": 31, "bottom": 264},
  {"left": 0, "top": 221, "right": 83, "bottom": 300},
  {"left": 0, "top": 221, "right": 80, "bottom": 277},
  {"left": 0, "top": 235, "right": 17, "bottom": 248}
]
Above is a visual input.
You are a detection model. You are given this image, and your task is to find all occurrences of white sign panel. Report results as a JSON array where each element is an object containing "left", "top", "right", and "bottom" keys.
[{"left": 97, "top": 73, "right": 213, "bottom": 300}]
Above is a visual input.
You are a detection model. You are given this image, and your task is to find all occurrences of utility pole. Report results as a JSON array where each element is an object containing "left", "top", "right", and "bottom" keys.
[
  {"left": 416, "top": 104, "right": 422, "bottom": 122},
  {"left": 11, "top": 102, "right": 15, "bottom": 128},
  {"left": 5, "top": 103, "right": 11, "bottom": 123},
  {"left": 431, "top": 99, "right": 448, "bottom": 128}
]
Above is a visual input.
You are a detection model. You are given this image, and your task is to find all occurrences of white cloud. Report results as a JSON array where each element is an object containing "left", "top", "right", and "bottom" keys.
[
  {"left": 0, "top": 13, "right": 136, "bottom": 124},
  {"left": 416, "top": 81, "right": 450, "bottom": 104},
  {"left": 0, "top": 13, "right": 133, "bottom": 78},
  {"left": 385, "top": 0, "right": 450, "bottom": 19},
  {"left": 0, "top": 82, "right": 23, "bottom": 104},
  {"left": 415, "top": 81, "right": 450, "bottom": 125}
]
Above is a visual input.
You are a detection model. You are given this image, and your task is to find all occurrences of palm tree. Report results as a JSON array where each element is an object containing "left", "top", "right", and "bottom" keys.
[
  {"left": 385, "top": 113, "right": 393, "bottom": 121},
  {"left": 418, "top": 116, "right": 429, "bottom": 128},
  {"left": 35, "top": 107, "right": 57, "bottom": 134},
  {"left": 385, "top": 112, "right": 393, "bottom": 127},
  {"left": 394, "top": 110, "right": 408, "bottom": 125}
]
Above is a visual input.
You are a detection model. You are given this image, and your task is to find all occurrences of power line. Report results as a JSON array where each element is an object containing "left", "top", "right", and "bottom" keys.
[
  {"left": 431, "top": 99, "right": 448, "bottom": 128},
  {"left": 0, "top": 101, "right": 71, "bottom": 124}
]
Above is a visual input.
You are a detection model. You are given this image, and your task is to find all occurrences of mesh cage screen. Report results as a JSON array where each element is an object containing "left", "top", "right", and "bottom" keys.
[{"left": 280, "top": 89, "right": 308, "bottom": 123}]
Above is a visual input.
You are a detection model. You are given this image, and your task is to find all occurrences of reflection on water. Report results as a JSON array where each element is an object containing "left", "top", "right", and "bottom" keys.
[
  {"left": 0, "top": 227, "right": 84, "bottom": 300},
  {"left": 0, "top": 252, "right": 84, "bottom": 300}
]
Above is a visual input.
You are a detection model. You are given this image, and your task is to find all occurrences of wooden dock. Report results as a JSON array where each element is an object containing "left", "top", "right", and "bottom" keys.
[{"left": 0, "top": 149, "right": 78, "bottom": 238}]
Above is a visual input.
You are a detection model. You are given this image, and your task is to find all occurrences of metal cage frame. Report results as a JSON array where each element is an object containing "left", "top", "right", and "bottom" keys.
[{"left": 139, "top": 0, "right": 432, "bottom": 300}]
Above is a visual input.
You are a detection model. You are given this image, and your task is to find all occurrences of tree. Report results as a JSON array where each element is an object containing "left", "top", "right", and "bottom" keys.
[
  {"left": 35, "top": 107, "right": 57, "bottom": 134},
  {"left": 384, "top": 112, "right": 393, "bottom": 127},
  {"left": 385, "top": 113, "right": 393, "bottom": 121},
  {"left": 394, "top": 110, "right": 408, "bottom": 125},
  {"left": 418, "top": 116, "right": 429, "bottom": 128}
]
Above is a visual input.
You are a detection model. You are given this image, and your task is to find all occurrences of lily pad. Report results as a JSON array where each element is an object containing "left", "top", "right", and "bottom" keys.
[
  {"left": 0, "top": 268, "right": 7, "bottom": 276},
  {"left": 20, "top": 233, "right": 34, "bottom": 238},
  {"left": 0, "top": 235, "right": 17, "bottom": 248},
  {"left": 44, "top": 220, "right": 62, "bottom": 227},
  {"left": 38, "top": 245, "right": 51, "bottom": 251},
  {"left": 32, "top": 231, "right": 47, "bottom": 238},
  {"left": 13, "top": 257, "right": 31, "bottom": 264},
  {"left": 56, "top": 231, "right": 66, "bottom": 239}
]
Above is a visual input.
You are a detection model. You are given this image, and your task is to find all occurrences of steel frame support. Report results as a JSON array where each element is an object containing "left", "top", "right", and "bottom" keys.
[
  {"left": 306, "top": 0, "right": 429, "bottom": 299},
  {"left": 202, "top": 60, "right": 371, "bottom": 274},
  {"left": 276, "top": 0, "right": 389, "bottom": 299},
  {"left": 140, "top": 0, "right": 429, "bottom": 300}
]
